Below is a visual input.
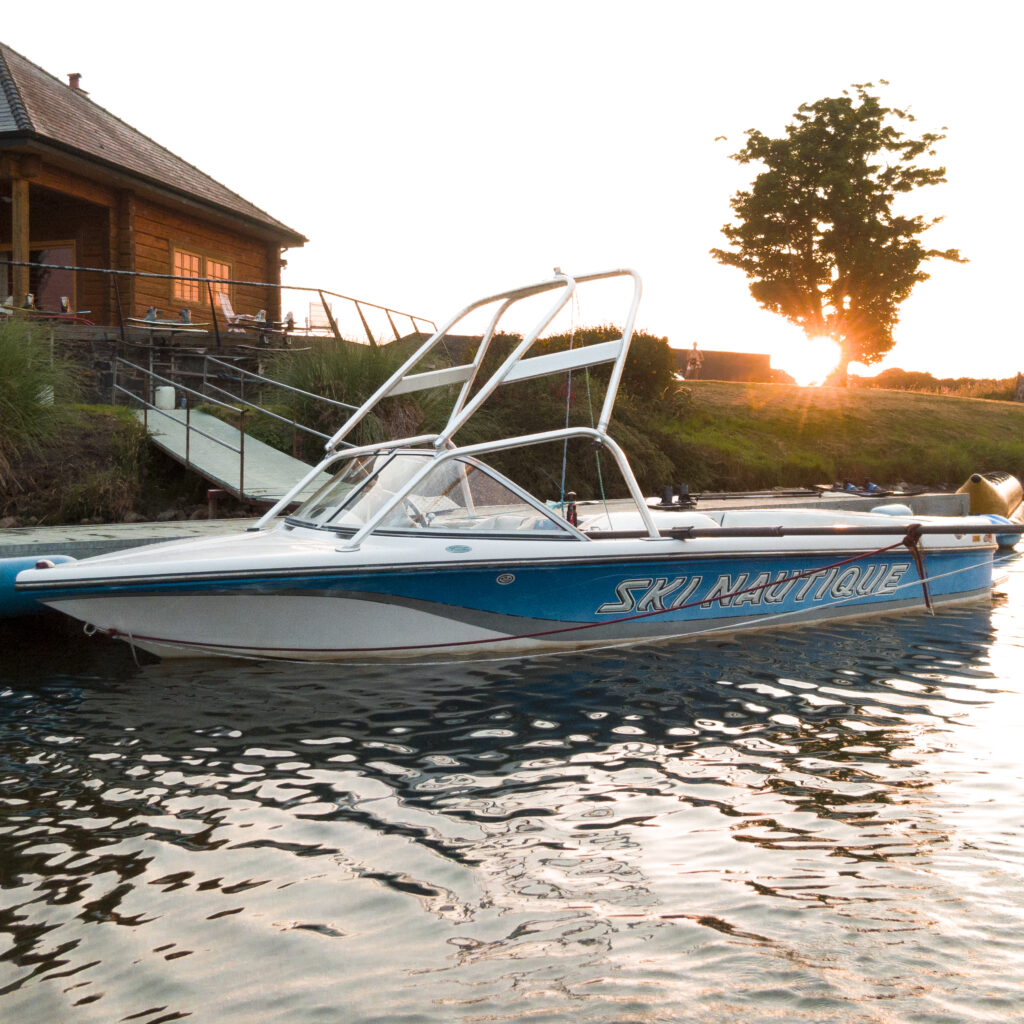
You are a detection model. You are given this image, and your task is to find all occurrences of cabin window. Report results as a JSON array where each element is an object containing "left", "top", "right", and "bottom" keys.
[
  {"left": 206, "top": 259, "right": 231, "bottom": 300},
  {"left": 172, "top": 249, "right": 201, "bottom": 303}
]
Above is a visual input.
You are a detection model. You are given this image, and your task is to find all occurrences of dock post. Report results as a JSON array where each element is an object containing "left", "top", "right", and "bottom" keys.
[{"left": 239, "top": 408, "right": 246, "bottom": 498}]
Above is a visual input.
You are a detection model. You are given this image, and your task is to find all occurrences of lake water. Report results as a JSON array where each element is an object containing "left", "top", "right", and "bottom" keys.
[{"left": 2, "top": 555, "right": 1024, "bottom": 1023}]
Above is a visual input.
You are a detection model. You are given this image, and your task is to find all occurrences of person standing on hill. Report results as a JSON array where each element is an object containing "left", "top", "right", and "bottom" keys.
[{"left": 685, "top": 342, "right": 704, "bottom": 380}]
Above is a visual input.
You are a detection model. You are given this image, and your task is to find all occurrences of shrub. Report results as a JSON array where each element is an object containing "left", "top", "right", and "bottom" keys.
[{"left": 0, "top": 320, "right": 77, "bottom": 489}]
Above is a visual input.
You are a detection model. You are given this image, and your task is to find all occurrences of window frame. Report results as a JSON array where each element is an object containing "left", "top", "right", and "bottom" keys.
[
  {"left": 172, "top": 248, "right": 203, "bottom": 304},
  {"left": 204, "top": 257, "right": 232, "bottom": 303}
]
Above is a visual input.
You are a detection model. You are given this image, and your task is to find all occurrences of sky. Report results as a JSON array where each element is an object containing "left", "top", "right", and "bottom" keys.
[{"left": 3, "top": 0, "right": 1021, "bottom": 384}]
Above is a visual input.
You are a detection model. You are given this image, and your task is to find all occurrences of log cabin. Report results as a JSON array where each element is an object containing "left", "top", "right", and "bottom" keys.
[{"left": 0, "top": 42, "right": 305, "bottom": 327}]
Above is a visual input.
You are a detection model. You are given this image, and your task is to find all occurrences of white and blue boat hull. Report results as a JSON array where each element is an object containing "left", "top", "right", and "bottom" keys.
[{"left": 17, "top": 526, "right": 996, "bottom": 660}]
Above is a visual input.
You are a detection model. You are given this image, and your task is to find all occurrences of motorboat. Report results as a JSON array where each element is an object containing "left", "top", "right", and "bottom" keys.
[{"left": 16, "top": 269, "right": 1006, "bottom": 661}]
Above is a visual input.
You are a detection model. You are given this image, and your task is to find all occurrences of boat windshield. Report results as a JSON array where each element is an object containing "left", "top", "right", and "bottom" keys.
[{"left": 290, "top": 452, "right": 576, "bottom": 536}]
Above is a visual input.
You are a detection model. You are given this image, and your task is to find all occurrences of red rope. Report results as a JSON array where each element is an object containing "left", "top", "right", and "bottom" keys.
[
  {"left": 901, "top": 522, "right": 933, "bottom": 613},
  {"left": 509, "top": 535, "right": 914, "bottom": 641}
]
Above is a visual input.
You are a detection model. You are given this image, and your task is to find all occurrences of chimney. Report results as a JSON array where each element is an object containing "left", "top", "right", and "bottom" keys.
[{"left": 67, "top": 73, "right": 82, "bottom": 90}]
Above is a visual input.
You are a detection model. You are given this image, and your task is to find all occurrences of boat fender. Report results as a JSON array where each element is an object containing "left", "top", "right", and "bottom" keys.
[{"left": 2, "top": 553, "right": 76, "bottom": 618}]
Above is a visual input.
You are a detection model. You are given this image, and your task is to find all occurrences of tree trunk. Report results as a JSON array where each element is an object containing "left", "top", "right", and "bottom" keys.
[{"left": 825, "top": 359, "right": 849, "bottom": 387}]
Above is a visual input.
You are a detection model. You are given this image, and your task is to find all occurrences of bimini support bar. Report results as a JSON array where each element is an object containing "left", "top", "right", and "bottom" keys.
[
  {"left": 434, "top": 269, "right": 642, "bottom": 447},
  {"left": 434, "top": 272, "right": 576, "bottom": 446},
  {"left": 323, "top": 272, "right": 578, "bottom": 453},
  {"left": 594, "top": 269, "right": 642, "bottom": 433}
]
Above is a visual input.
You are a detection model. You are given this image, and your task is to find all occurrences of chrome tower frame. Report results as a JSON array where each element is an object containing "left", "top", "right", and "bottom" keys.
[{"left": 255, "top": 269, "right": 661, "bottom": 546}]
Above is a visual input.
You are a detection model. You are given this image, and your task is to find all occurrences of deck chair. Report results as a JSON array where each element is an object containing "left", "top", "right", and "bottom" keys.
[
  {"left": 306, "top": 300, "right": 335, "bottom": 333},
  {"left": 217, "top": 292, "right": 264, "bottom": 332}
]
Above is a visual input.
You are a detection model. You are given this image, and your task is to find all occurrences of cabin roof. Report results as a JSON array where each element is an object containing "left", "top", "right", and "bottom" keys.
[{"left": 0, "top": 42, "right": 306, "bottom": 245}]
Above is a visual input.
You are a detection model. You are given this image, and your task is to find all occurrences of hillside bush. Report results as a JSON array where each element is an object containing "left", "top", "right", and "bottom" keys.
[
  {"left": 854, "top": 368, "right": 1016, "bottom": 401},
  {"left": 0, "top": 320, "right": 77, "bottom": 490}
]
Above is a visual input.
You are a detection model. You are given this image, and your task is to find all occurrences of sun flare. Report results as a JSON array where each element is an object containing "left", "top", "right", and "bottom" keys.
[{"left": 776, "top": 335, "right": 843, "bottom": 386}]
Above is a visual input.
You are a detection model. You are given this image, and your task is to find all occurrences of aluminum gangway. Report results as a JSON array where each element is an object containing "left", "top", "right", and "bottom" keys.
[{"left": 116, "top": 355, "right": 351, "bottom": 504}]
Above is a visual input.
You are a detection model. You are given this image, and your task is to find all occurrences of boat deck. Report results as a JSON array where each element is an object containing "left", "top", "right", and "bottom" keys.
[{"left": 0, "top": 492, "right": 968, "bottom": 563}]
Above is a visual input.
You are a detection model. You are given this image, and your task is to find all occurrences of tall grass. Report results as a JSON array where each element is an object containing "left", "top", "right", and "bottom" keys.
[
  {"left": 51, "top": 406, "right": 151, "bottom": 522},
  {"left": 0, "top": 320, "right": 76, "bottom": 490},
  {"left": 264, "top": 341, "right": 414, "bottom": 459}
]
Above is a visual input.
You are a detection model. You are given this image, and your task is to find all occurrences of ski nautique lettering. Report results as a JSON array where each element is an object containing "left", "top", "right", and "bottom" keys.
[
  {"left": 597, "top": 578, "right": 654, "bottom": 614},
  {"left": 597, "top": 562, "right": 914, "bottom": 615},
  {"left": 597, "top": 576, "right": 704, "bottom": 614},
  {"left": 812, "top": 567, "right": 840, "bottom": 601},
  {"left": 793, "top": 569, "right": 826, "bottom": 603},
  {"left": 764, "top": 571, "right": 799, "bottom": 604},
  {"left": 878, "top": 563, "right": 911, "bottom": 594},
  {"left": 732, "top": 572, "right": 771, "bottom": 608},
  {"left": 701, "top": 574, "right": 749, "bottom": 609},
  {"left": 669, "top": 577, "right": 703, "bottom": 608},
  {"left": 637, "top": 577, "right": 702, "bottom": 612},
  {"left": 855, "top": 564, "right": 885, "bottom": 595}
]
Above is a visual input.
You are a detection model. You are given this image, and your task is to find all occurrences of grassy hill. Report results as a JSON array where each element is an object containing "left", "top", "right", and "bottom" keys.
[
  {"left": 671, "top": 381, "right": 1024, "bottom": 491},
  {"left": 6, "top": 315, "right": 1024, "bottom": 525}
]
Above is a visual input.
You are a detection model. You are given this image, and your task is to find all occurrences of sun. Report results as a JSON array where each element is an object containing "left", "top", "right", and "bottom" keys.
[{"left": 775, "top": 334, "right": 843, "bottom": 386}]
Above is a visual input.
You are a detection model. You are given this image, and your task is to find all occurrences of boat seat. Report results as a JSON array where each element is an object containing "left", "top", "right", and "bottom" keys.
[{"left": 492, "top": 515, "right": 530, "bottom": 531}]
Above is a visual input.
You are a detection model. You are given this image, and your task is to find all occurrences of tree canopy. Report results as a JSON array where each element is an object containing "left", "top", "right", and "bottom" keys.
[{"left": 711, "top": 83, "right": 964, "bottom": 382}]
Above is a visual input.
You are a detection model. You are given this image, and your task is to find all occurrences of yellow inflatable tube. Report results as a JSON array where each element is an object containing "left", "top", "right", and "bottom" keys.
[{"left": 956, "top": 472, "right": 1024, "bottom": 522}]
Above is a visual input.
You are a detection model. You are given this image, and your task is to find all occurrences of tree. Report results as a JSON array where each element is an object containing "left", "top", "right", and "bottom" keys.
[{"left": 711, "top": 83, "right": 965, "bottom": 384}]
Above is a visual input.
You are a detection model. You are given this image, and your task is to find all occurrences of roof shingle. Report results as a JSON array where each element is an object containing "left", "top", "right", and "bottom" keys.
[{"left": 0, "top": 42, "right": 305, "bottom": 244}]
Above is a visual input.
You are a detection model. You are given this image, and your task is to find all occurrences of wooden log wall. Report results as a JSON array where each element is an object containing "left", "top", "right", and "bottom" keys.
[
  {"left": 132, "top": 197, "right": 280, "bottom": 324},
  {"left": 3, "top": 155, "right": 287, "bottom": 328}
]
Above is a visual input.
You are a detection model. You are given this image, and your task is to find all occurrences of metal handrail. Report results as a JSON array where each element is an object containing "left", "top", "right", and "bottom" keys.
[
  {"left": 203, "top": 355, "right": 359, "bottom": 412},
  {"left": 114, "top": 357, "right": 247, "bottom": 495},
  {"left": 117, "top": 358, "right": 240, "bottom": 414},
  {"left": 200, "top": 378, "right": 332, "bottom": 443},
  {"left": 0, "top": 258, "right": 437, "bottom": 342},
  {"left": 114, "top": 384, "right": 242, "bottom": 456}
]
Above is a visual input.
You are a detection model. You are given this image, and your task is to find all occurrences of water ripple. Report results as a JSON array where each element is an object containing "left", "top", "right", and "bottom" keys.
[{"left": 2, "top": 569, "right": 1024, "bottom": 1022}]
